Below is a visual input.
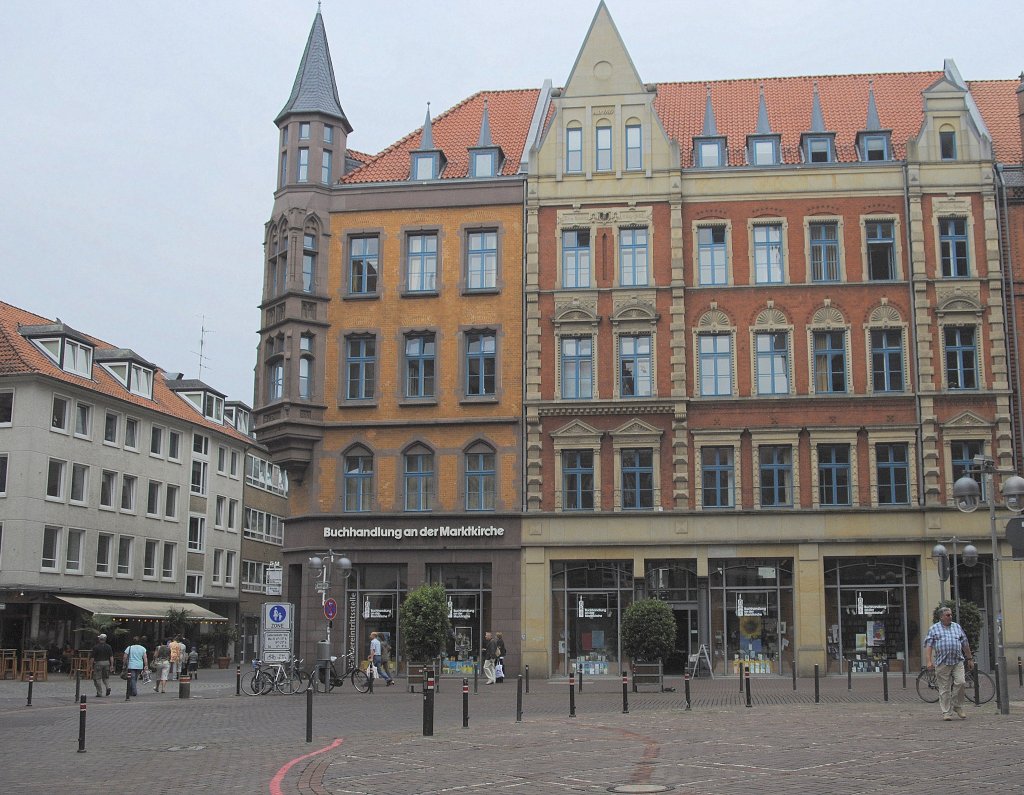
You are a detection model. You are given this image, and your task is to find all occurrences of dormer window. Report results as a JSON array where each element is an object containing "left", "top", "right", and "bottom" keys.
[
  {"left": 31, "top": 336, "right": 93, "bottom": 378},
  {"left": 412, "top": 152, "right": 438, "bottom": 180},
  {"left": 693, "top": 138, "right": 726, "bottom": 168},
  {"left": 940, "top": 126, "right": 957, "bottom": 160},
  {"left": 471, "top": 150, "right": 497, "bottom": 178},
  {"left": 748, "top": 136, "right": 780, "bottom": 166},
  {"left": 99, "top": 360, "right": 154, "bottom": 399},
  {"left": 180, "top": 390, "right": 224, "bottom": 422},
  {"left": 859, "top": 133, "right": 890, "bottom": 161},
  {"left": 805, "top": 136, "right": 833, "bottom": 163}
]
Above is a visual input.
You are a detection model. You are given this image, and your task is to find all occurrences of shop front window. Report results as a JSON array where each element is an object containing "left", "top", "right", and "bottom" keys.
[
  {"left": 644, "top": 560, "right": 700, "bottom": 675},
  {"left": 349, "top": 564, "right": 406, "bottom": 674},
  {"left": 551, "top": 561, "right": 633, "bottom": 677},
  {"left": 823, "top": 557, "right": 920, "bottom": 675},
  {"left": 426, "top": 563, "right": 492, "bottom": 676},
  {"left": 709, "top": 559, "right": 794, "bottom": 676}
]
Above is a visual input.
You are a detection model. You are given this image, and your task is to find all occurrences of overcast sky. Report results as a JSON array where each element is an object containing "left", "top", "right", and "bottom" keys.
[{"left": 2, "top": 0, "right": 1022, "bottom": 402}]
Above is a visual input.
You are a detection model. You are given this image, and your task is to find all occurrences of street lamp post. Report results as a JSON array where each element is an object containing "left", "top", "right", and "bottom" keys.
[
  {"left": 931, "top": 538, "right": 979, "bottom": 625},
  {"left": 307, "top": 551, "right": 352, "bottom": 651},
  {"left": 952, "top": 455, "right": 1024, "bottom": 715}
]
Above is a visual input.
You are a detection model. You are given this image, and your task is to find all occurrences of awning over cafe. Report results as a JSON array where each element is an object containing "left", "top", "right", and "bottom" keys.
[{"left": 56, "top": 596, "right": 228, "bottom": 623}]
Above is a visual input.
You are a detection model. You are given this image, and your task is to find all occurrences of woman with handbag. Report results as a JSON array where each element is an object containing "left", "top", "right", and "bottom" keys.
[
  {"left": 151, "top": 640, "right": 171, "bottom": 693},
  {"left": 122, "top": 637, "right": 148, "bottom": 697}
]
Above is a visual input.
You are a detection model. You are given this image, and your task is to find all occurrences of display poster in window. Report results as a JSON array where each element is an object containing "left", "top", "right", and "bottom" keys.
[{"left": 868, "top": 620, "right": 886, "bottom": 647}]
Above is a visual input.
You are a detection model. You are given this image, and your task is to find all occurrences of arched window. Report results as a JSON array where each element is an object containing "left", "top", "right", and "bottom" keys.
[
  {"left": 404, "top": 444, "right": 434, "bottom": 512},
  {"left": 266, "top": 334, "right": 285, "bottom": 402},
  {"left": 298, "top": 333, "right": 314, "bottom": 400},
  {"left": 464, "top": 442, "right": 496, "bottom": 511},
  {"left": 302, "top": 231, "right": 317, "bottom": 293},
  {"left": 343, "top": 446, "right": 373, "bottom": 513}
]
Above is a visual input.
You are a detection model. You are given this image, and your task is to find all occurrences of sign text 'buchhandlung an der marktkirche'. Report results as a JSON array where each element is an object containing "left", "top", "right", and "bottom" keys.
[{"left": 323, "top": 524, "right": 505, "bottom": 540}]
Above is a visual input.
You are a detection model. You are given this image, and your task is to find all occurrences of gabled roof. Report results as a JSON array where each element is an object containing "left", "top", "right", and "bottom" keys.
[
  {"left": 276, "top": 11, "right": 351, "bottom": 130},
  {"left": 0, "top": 300, "right": 252, "bottom": 445},
  {"left": 341, "top": 89, "right": 541, "bottom": 184}
]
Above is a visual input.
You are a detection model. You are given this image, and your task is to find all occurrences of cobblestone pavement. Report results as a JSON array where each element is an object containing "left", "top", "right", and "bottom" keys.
[{"left": 2, "top": 669, "right": 1023, "bottom": 794}]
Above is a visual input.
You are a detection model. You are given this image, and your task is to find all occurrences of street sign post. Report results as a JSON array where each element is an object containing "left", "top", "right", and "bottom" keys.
[
  {"left": 261, "top": 602, "right": 294, "bottom": 663},
  {"left": 266, "top": 567, "right": 283, "bottom": 596},
  {"left": 324, "top": 598, "right": 338, "bottom": 621}
]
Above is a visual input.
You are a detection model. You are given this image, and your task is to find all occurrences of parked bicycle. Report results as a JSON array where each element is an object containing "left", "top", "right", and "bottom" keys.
[
  {"left": 916, "top": 665, "right": 994, "bottom": 705},
  {"left": 311, "top": 650, "right": 370, "bottom": 693},
  {"left": 242, "top": 657, "right": 309, "bottom": 695}
]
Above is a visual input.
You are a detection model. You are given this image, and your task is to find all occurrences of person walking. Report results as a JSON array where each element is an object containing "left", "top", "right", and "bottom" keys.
[
  {"left": 169, "top": 635, "right": 183, "bottom": 680},
  {"left": 186, "top": 646, "right": 199, "bottom": 678},
  {"left": 90, "top": 633, "right": 114, "bottom": 697},
  {"left": 924, "top": 606, "right": 975, "bottom": 721},
  {"left": 368, "top": 631, "right": 394, "bottom": 686},
  {"left": 151, "top": 639, "right": 171, "bottom": 693},
  {"left": 122, "top": 636, "right": 148, "bottom": 697},
  {"left": 481, "top": 631, "right": 498, "bottom": 684},
  {"left": 494, "top": 632, "right": 507, "bottom": 683}
]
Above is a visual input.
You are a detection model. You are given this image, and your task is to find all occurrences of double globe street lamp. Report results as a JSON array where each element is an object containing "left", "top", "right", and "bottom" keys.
[
  {"left": 308, "top": 551, "right": 352, "bottom": 652},
  {"left": 931, "top": 538, "right": 978, "bottom": 624},
  {"left": 952, "top": 455, "right": 1024, "bottom": 715}
]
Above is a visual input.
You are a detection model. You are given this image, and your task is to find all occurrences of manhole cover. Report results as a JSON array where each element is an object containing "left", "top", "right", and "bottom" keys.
[
  {"left": 165, "top": 745, "right": 206, "bottom": 752},
  {"left": 608, "top": 786, "right": 672, "bottom": 793}
]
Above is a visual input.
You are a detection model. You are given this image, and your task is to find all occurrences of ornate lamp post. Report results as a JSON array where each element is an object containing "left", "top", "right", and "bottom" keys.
[
  {"left": 931, "top": 538, "right": 978, "bottom": 625},
  {"left": 307, "top": 551, "right": 352, "bottom": 650},
  {"left": 952, "top": 455, "right": 1024, "bottom": 715}
]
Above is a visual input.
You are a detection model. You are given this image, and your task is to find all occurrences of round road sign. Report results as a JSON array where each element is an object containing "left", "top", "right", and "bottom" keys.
[{"left": 323, "top": 597, "right": 338, "bottom": 621}]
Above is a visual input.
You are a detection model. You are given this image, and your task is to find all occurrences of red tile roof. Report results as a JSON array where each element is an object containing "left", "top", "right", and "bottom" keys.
[
  {"left": 342, "top": 89, "right": 541, "bottom": 184},
  {"left": 0, "top": 300, "right": 253, "bottom": 445},
  {"left": 345, "top": 73, "right": 1021, "bottom": 180}
]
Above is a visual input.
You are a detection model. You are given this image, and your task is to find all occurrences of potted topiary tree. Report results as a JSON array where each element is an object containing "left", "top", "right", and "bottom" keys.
[
  {"left": 621, "top": 598, "right": 677, "bottom": 691},
  {"left": 210, "top": 624, "right": 240, "bottom": 668},
  {"left": 399, "top": 583, "right": 451, "bottom": 689}
]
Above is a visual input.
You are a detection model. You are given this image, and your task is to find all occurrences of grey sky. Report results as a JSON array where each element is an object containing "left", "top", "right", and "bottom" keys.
[{"left": 2, "top": 0, "right": 1021, "bottom": 402}]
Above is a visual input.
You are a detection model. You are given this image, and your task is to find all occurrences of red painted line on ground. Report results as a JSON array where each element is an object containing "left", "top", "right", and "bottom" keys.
[{"left": 269, "top": 737, "right": 343, "bottom": 795}]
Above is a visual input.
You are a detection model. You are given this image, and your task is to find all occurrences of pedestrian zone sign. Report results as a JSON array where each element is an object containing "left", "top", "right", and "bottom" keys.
[
  {"left": 263, "top": 602, "right": 293, "bottom": 631},
  {"left": 261, "top": 602, "right": 294, "bottom": 663}
]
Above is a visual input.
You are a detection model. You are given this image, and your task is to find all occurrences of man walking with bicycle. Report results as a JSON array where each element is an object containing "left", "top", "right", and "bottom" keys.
[{"left": 924, "top": 607, "right": 975, "bottom": 721}]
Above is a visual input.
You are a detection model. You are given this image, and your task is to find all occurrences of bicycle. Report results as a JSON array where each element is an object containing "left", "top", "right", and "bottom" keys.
[
  {"left": 311, "top": 650, "right": 370, "bottom": 693},
  {"left": 242, "top": 657, "right": 309, "bottom": 695},
  {"left": 916, "top": 664, "right": 994, "bottom": 705}
]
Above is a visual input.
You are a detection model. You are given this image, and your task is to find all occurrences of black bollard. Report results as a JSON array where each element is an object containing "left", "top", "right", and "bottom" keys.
[
  {"left": 1019, "top": 657, "right": 1023, "bottom": 688},
  {"left": 77, "top": 695, "right": 87, "bottom": 753},
  {"left": 473, "top": 660, "right": 479, "bottom": 695},
  {"left": 368, "top": 666, "right": 374, "bottom": 695},
  {"left": 178, "top": 674, "right": 190, "bottom": 699},
  {"left": 236, "top": 665, "right": 241, "bottom": 696},
  {"left": 974, "top": 664, "right": 981, "bottom": 706},
  {"left": 882, "top": 662, "right": 889, "bottom": 702},
  {"left": 516, "top": 675, "right": 523, "bottom": 722},
  {"left": 422, "top": 669, "right": 434, "bottom": 737},
  {"left": 744, "top": 665, "right": 752, "bottom": 708},
  {"left": 848, "top": 664, "right": 852, "bottom": 690},
  {"left": 569, "top": 669, "right": 576, "bottom": 718},
  {"left": 739, "top": 664, "right": 744, "bottom": 692},
  {"left": 75, "top": 669, "right": 81, "bottom": 703},
  {"left": 902, "top": 665, "right": 907, "bottom": 690},
  {"left": 27, "top": 672, "right": 34, "bottom": 707},
  {"left": 995, "top": 662, "right": 1002, "bottom": 707},
  {"left": 577, "top": 661, "right": 583, "bottom": 693},
  {"left": 525, "top": 664, "right": 530, "bottom": 694},
  {"left": 814, "top": 664, "right": 820, "bottom": 704},
  {"left": 305, "top": 688, "right": 312, "bottom": 743},
  {"left": 622, "top": 671, "right": 630, "bottom": 714},
  {"left": 684, "top": 672, "right": 691, "bottom": 711},
  {"left": 462, "top": 678, "right": 469, "bottom": 729},
  {"left": 792, "top": 658, "right": 797, "bottom": 691},
  {"left": 125, "top": 670, "right": 132, "bottom": 701}
]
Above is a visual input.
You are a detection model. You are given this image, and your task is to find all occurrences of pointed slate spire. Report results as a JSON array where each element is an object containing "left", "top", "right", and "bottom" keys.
[
  {"left": 420, "top": 103, "right": 434, "bottom": 150},
  {"left": 702, "top": 86, "right": 718, "bottom": 136},
  {"left": 865, "top": 80, "right": 881, "bottom": 130},
  {"left": 276, "top": 11, "right": 349, "bottom": 127},
  {"left": 477, "top": 98, "right": 493, "bottom": 147},
  {"left": 810, "top": 82, "right": 826, "bottom": 132},
  {"left": 756, "top": 84, "right": 772, "bottom": 133}
]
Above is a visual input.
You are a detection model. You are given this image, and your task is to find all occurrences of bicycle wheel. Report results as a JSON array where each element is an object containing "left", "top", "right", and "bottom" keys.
[
  {"left": 968, "top": 669, "right": 995, "bottom": 705},
  {"left": 916, "top": 670, "right": 939, "bottom": 703},
  {"left": 312, "top": 664, "right": 336, "bottom": 692},
  {"left": 351, "top": 668, "right": 370, "bottom": 693},
  {"left": 286, "top": 668, "right": 310, "bottom": 694},
  {"left": 255, "top": 670, "right": 275, "bottom": 696},
  {"left": 241, "top": 670, "right": 262, "bottom": 696}
]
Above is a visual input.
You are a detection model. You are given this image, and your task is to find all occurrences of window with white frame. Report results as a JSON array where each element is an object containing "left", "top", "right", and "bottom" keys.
[
  {"left": 191, "top": 460, "right": 208, "bottom": 496},
  {"left": 560, "top": 337, "right": 593, "bottom": 399},
  {"left": 161, "top": 542, "right": 176, "bottom": 579},
  {"left": 595, "top": 125, "right": 612, "bottom": 171},
  {"left": 215, "top": 495, "right": 226, "bottom": 529},
  {"left": 96, "top": 533, "right": 112, "bottom": 575},
  {"left": 406, "top": 233, "right": 438, "bottom": 292},
  {"left": 74, "top": 402, "right": 91, "bottom": 438},
  {"left": 752, "top": 224, "right": 784, "bottom": 284},
  {"left": 116, "top": 535, "right": 133, "bottom": 576},
  {"left": 103, "top": 411, "right": 118, "bottom": 444},
  {"left": 467, "top": 230, "right": 498, "bottom": 290},
  {"left": 124, "top": 417, "right": 139, "bottom": 451},
  {"left": 939, "top": 217, "right": 969, "bottom": 278},
  {"left": 146, "top": 480, "right": 161, "bottom": 516},
  {"left": 565, "top": 126, "right": 583, "bottom": 173},
  {"left": 100, "top": 470, "right": 116, "bottom": 508},
  {"left": 70, "top": 463, "right": 89, "bottom": 504},
  {"left": 619, "top": 334, "right": 652, "bottom": 397},
  {"left": 242, "top": 560, "right": 269, "bottom": 593},
  {"left": 46, "top": 458, "right": 66, "bottom": 500},
  {"left": 42, "top": 526, "right": 61, "bottom": 570},
  {"left": 698, "top": 334, "right": 732, "bottom": 397},
  {"left": 164, "top": 484, "right": 179, "bottom": 520},
  {"left": 0, "top": 389, "right": 12, "bottom": 425},
  {"left": 246, "top": 455, "right": 288, "bottom": 495},
  {"left": 185, "top": 572, "right": 203, "bottom": 597},
  {"left": 150, "top": 426, "right": 163, "bottom": 456},
  {"left": 244, "top": 508, "right": 284, "bottom": 545},
  {"left": 755, "top": 332, "right": 789, "bottom": 395},
  {"left": 188, "top": 515, "right": 206, "bottom": 552},
  {"left": 625, "top": 123, "right": 642, "bottom": 171},
  {"left": 65, "top": 528, "right": 83, "bottom": 573},
  {"left": 212, "top": 549, "right": 223, "bottom": 584},
  {"left": 217, "top": 445, "right": 227, "bottom": 474},
  {"left": 343, "top": 448, "right": 374, "bottom": 512},
  {"left": 813, "top": 330, "right": 847, "bottom": 393},
  {"left": 808, "top": 221, "right": 840, "bottom": 282},
  {"left": 51, "top": 395, "right": 70, "bottom": 433},
  {"left": 225, "top": 551, "right": 235, "bottom": 586},
  {"left": 120, "top": 474, "right": 136, "bottom": 512},
  {"left": 144, "top": 539, "right": 158, "bottom": 579},
  {"left": 0, "top": 453, "right": 7, "bottom": 496},
  {"left": 562, "top": 229, "right": 591, "bottom": 288},
  {"left": 168, "top": 430, "right": 181, "bottom": 461},
  {"left": 619, "top": 228, "right": 648, "bottom": 287},
  {"left": 228, "top": 499, "right": 239, "bottom": 531},
  {"left": 697, "top": 225, "right": 728, "bottom": 286}
]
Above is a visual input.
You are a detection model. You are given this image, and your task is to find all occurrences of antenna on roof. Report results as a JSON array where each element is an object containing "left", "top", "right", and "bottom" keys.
[{"left": 192, "top": 315, "right": 213, "bottom": 380}]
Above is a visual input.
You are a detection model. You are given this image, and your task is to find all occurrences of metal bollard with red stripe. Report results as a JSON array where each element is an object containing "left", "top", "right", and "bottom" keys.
[
  {"left": 27, "top": 672, "right": 34, "bottom": 707},
  {"left": 744, "top": 665, "right": 752, "bottom": 708},
  {"left": 684, "top": 672, "right": 691, "bottom": 711},
  {"left": 569, "top": 668, "right": 576, "bottom": 718},
  {"left": 77, "top": 695, "right": 87, "bottom": 753},
  {"left": 462, "top": 678, "right": 469, "bottom": 728},
  {"left": 422, "top": 669, "right": 434, "bottom": 737}
]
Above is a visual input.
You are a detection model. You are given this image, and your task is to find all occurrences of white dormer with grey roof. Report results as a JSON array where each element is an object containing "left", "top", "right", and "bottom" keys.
[
  {"left": 468, "top": 99, "right": 504, "bottom": 178},
  {"left": 410, "top": 105, "right": 446, "bottom": 180},
  {"left": 800, "top": 82, "right": 837, "bottom": 163},
  {"left": 855, "top": 81, "right": 892, "bottom": 161},
  {"left": 94, "top": 348, "right": 156, "bottom": 399},
  {"left": 747, "top": 85, "right": 781, "bottom": 166},
  {"left": 166, "top": 377, "right": 226, "bottom": 424},
  {"left": 19, "top": 321, "right": 94, "bottom": 379},
  {"left": 275, "top": 10, "right": 352, "bottom": 190},
  {"left": 907, "top": 59, "right": 993, "bottom": 163}
]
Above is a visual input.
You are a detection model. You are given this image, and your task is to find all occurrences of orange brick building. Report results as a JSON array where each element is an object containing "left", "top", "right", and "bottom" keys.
[{"left": 254, "top": 5, "right": 1024, "bottom": 680}]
